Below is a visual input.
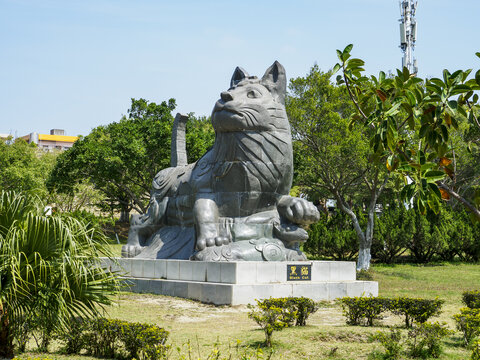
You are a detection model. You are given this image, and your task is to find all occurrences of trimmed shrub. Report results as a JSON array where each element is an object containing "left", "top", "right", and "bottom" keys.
[
  {"left": 406, "top": 321, "right": 452, "bottom": 358},
  {"left": 56, "top": 317, "right": 169, "bottom": 359},
  {"left": 388, "top": 297, "right": 444, "bottom": 328},
  {"left": 119, "top": 321, "right": 169, "bottom": 360},
  {"left": 262, "top": 297, "right": 318, "bottom": 326},
  {"left": 248, "top": 299, "right": 297, "bottom": 347},
  {"left": 339, "top": 296, "right": 444, "bottom": 328},
  {"left": 453, "top": 308, "right": 480, "bottom": 346},
  {"left": 290, "top": 297, "right": 319, "bottom": 326},
  {"left": 338, "top": 296, "right": 390, "bottom": 326},
  {"left": 369, "top": 329, "right": 403, "bottom": 360},
  {"left": 463, "top": 290, "right": 480, "bottom": 309}
]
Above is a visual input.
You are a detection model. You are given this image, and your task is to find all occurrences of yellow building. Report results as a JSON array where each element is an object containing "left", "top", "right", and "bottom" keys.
[{"left": 20, "top": 129, "right": 78, "bottom": 151}]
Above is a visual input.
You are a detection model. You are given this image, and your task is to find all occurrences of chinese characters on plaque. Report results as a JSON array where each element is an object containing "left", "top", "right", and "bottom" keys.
[{"left": 287, "top": 264, "right": 312, "bottom": 281}]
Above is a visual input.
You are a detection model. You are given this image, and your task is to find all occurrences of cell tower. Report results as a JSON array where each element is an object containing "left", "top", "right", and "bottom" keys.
[{"left": 399, "top": 0, "right": 418, "bottom": 74}]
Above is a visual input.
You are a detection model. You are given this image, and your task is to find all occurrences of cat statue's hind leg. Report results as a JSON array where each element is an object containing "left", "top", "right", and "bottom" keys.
[{"left": 122, "top": 195, "right": 167, "bottom": 257}]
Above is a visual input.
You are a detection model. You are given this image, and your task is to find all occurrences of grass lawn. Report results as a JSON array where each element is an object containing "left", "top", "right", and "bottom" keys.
[{"left": 15, "top": 262, "right": 480, "bottom": 360}]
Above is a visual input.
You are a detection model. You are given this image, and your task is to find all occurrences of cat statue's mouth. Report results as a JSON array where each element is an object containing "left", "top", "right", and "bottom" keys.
[
  {"left": 211, "top": 101, "right": 246, "bottom": 132},
  {"left": 213, "top": 99, "right": 242, "bottom": 116}
]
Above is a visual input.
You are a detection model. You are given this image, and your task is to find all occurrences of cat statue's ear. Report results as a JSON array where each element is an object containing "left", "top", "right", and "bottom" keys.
[
  {"left": 261, "top": 61, "right": 286, "bottom": 105},
  {"left": 230, "top": 67, "right": 249, "bottom": 88}
]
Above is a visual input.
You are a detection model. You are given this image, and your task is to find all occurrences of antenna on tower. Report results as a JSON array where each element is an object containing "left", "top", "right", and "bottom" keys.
[{"left": 399, "top": 0, "right": 418, "bottom": 74}]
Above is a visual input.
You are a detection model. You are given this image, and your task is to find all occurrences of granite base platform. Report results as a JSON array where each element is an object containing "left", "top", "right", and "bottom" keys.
[{"left": 102, "top": 258, "right": 378, "bottom": 305}]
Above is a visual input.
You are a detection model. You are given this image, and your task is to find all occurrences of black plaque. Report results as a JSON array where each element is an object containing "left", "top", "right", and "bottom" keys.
[{"left": 287, "top": 264, "right": 312, "bottom": 281}]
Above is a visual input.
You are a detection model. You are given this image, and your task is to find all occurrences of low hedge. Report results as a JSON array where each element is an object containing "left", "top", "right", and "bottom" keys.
[
  {"left": 389, "top": 297, "right": 444, "bottom": 328},
  {"left": 338, "top": 296, "right": 444, "bottom": 327},
  {"left": 57, "top": 317, "right": 169, "bottom": 359},
  {"left": 453, "top": 308, "right": 480, "bottom": 346},
  {"left": 260, "top": 296, "right": 319, "bottom": 326},
  {"left": 338, "top": 296, "right": 388, "bottom": 326},
  {"left": 463, "top": 290, "right": 480, "bottom": 309}
]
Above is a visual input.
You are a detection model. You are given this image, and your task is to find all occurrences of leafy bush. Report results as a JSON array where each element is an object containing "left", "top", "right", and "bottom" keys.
[
  {"left": 406, "top": 322, "right": 452, "bottom": 358},
  {"left": 261, "top": 297, "right": 318, "bottom": 326},
  {"left": 439, "top": 209, "right": 474, "bottom": 261},
  {"left": 119, "top": 321, "right": 169, "bottom": 360},
  {"left": 407, "top": 206, "right": 480, "bottom": 263},
  {"left": 369, "top": 329, "right": 403, "bottom": 360},
  {"left": 453, "top": 308, "right": 480, "bottom": 346},
  {"left": 56, "top": 317, "right": 169, "bottom": 359},
  {"left": 248, "top": 299, "right": 297, "bottom": 347},
  {"left": 372, "top": 205, "right": 414, "bottom": 263},
  {"left": 305, "top": 211, "right": 359, "bottom": 260},
  {"left": 409, "top": 208, "right": 450, "bottom": 263},
  {"left": 56, "top": 317, "right": 87, "bottom": 354},
  {"left": 289, "top": 297, "right": 319, "bottom": 326},
  {"left": 339, "top": 296, "right": 444, "bottom": 328},
  {"left": 308, "top": 204, "right": 480, "bottom": 264},
  {"left": 472, "top": 340, "right": 480, "bottom": 360},
  {"left": 388, "top": 297, "right": 444, "bottom": 328},
  {"left": 338, "top": 296, "right": 390, "bottom": 326},
  {"left": 448, "top": 209, "right": 480, "bottom": 262},
  {"left": 83, "top": 317, "right": 120, "bottom": 358},
  {"left": 463, "top": 290, "right": 480, "bottom": 309}
]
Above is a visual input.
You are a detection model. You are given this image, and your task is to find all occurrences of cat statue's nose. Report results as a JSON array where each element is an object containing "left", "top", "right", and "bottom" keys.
[{"left": 220, "top": 91, "right": 234, "bottom": 102}]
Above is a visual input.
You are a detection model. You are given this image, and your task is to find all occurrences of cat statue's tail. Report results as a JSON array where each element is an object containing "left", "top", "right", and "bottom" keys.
[{"left": 171, "top": 113, "right": 189, "bottom": 167}]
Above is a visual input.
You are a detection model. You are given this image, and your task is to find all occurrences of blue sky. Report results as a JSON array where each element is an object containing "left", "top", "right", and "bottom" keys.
[{"left": 1, "top": 0, "right": 479, "bottom": 137}]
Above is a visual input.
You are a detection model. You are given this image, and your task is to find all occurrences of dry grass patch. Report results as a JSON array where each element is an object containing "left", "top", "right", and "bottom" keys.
[{"left": 13, "top": 262, "right": 480, "bottom": 359}]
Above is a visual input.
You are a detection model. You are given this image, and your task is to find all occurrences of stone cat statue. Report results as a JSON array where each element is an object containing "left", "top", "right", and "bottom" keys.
[{"left": 122, "top": 61, "right": 320, "bottom": 261}]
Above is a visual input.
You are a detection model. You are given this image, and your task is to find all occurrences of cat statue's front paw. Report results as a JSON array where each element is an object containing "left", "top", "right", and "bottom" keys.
[
  {"left": 196, "top": 236, "right": 230, "bottom": 251},
  {"left": 277, "top": 196, "right": 320, "bottom": 225}
]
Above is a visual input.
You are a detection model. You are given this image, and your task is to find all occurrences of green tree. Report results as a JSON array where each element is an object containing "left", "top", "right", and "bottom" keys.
[
  {"left": 334, "top": 45, "right": 480, "bottom": 218},
  {"left": 287, "top": 66, "right": 389, "bottom": 270},
  {"left": 372, "top": 204, "right": 414, "bottom": 263},
  {"left": 306, "top": 211, "right": 359, "bottom": 260},
  {"left": 0, "top": 138, "right": 57, "bottom": 197},
  {"left": 48, "top": 98, "right": 176, "bottom": 221},
  {"left": 409, "top": 206, "right": 451, "bottom": 263},
  {"left": 48, "top": 99, "right": 215, "bottom": 222},
  {"left": 0, "top": 191, "right": 119, "bottom": 357},
  {"left": 185, "top": 114, "right": 215, "bottom": 164}
]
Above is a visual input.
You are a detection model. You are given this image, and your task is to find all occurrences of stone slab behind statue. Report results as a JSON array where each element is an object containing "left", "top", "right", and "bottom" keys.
[{"left": 102, "top": 258, "right": 378, "bottom": 305}]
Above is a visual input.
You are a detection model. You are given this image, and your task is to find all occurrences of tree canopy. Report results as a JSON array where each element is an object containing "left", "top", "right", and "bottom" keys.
[
  {"left": 333, "top": 45, "right": 480, "bottom": 218},
  {"left": 47, "top": 98, "right": 215, "bottom": 221},
  {"left": 0, "top": 138, "right": 57, "bottom": 197},
  {"left": 287, "top": 65, "right": 389, "bottom": 270}
]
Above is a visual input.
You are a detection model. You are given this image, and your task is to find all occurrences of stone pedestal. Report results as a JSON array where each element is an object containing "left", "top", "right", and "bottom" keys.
[{"left": 102, "top": 258, "right": 378, "bottom": 305}]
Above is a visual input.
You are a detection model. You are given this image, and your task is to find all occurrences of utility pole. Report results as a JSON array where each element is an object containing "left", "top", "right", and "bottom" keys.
[{"left": 399, "top": 0, "right": 418, "bottom": 74}]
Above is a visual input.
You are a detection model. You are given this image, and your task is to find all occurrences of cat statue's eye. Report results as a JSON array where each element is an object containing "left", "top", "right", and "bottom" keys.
[{"left": 247, "top": 90, "right": 261, "bottom": 99}]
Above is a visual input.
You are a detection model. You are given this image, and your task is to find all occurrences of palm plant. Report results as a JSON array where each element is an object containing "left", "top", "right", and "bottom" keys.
[{"left": 0, "top": 191, "right": 120, "bottom": 358}]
